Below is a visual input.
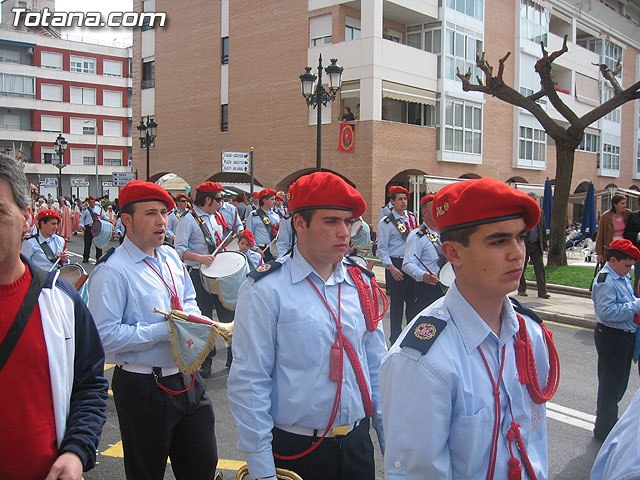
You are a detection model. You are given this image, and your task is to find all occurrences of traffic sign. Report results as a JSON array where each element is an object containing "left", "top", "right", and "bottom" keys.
[
  {"left": 71, "top": 177, "right": 86, "bottom": 187},
  {"left": 112, "top": 172, "right": 135, "bottom": 187},
  {"left": 44, "top": 177, "right": 58, "bottom": 187},
  {"left": 222, "top": 151, "right": 250, "bottom": 173}
]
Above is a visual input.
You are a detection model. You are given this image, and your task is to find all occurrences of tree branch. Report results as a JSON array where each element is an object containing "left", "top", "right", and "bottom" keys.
[
  {"left": 497, "top": 52, "right": 511, "bottom": 80},
  {"left": 579, "top": 80, "right": 640, "bottom": 127},
  {"left": 527, "top": 90, "right": 546, "bottom": 102},
  {"left": 599, "top": 61, "right": 623, "bottom": 94},
  {"left": 546, "top": 34, "right": 569, "bottom": 63}
]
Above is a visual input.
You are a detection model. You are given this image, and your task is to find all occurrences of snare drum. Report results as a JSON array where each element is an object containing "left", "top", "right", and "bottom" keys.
[
  {"left": 224, "top": 234, "right": 241, "bottom": 252},
  {"left": 438, "top": 262, "right": 456, "bottom": 287},
  {"left": 200, "top": 252, "right": 250, "bottom": 310},
  {"left": 264, "top": 237, "right": 278, "bottom": 260},
  {"left": 58, "top": 264, "right": 89, "bottom": 303},
  {"left": 91, "top": 219, "right": 113, "bottom": 249},
  {"left": 350, "top": 218, "right": 371, "bottom": 249}
]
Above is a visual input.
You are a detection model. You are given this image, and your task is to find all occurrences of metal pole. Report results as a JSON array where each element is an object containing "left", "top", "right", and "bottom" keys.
[
  {"left": 57, "top": 163, "right": 62, "bottom": 198},
  {"left": 94, "top": 122, "right": 99, "bottom": 197},
  {"left": 316, "top": 55, "right": 323, "bottom": 172},
  {"left": 249, "top": 146, "right": 254, "bottom": 196},
  {"left": 146, "top": 135, "right": 150, "bottom": 181}
]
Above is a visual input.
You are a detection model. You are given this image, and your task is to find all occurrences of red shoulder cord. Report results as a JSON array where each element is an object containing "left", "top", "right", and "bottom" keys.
[
  {"left": 214, "top": 211, "right": 228, "bottom": 231},
  {"left": 346, "top": 266, "right": 389, "bottom": 332}
]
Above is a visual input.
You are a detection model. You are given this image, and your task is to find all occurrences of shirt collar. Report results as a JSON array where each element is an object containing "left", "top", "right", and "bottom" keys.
[
  {"left": 445, "top": 282, "right": 520, "bottom": 354},
  {"left": 122, "top": 235, "right": 158, "bottom": 264},
  {"left": 289, "top": 246, "right": 352, "bottom": 287},
  {"left": 193, "top": 206, "right": 208, "bottom": 217},
  {"left": 603, "top": 262, "right": 627, "bottom": 281},
  {"left": 38, "top": 232, "right": 50, "bottom": 243}
]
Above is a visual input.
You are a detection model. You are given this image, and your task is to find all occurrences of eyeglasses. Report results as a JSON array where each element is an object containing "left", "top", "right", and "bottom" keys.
[
  {"left": 176, "top": 199, "right": 187, "bottom": 203},
  {"left": 213, "top": 197, "right": 223, "bottom": 202}
]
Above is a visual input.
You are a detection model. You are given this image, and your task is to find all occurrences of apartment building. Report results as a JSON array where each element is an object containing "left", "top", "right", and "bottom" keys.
[
  {"left": 132, "top": 0, "right": 640, "bottom": 225},
  {"left": 0, "top": 1, "right": 133, "bottom": 199}
]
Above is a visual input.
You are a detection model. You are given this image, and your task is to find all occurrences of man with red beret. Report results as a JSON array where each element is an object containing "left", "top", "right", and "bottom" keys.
[
  {"left": 591, "top": 238, "right": 640, "bottom": 441},
  {"left": 21, "top": 209, "right": 70, "bottom": 271},
  {"left": 175, "top": 181, "right": 233, "bottom": 376},
  {"left": 89, "top": 180, "right": 218, "bottom": 479},
  {"left": 166, "top": 193, "right": 191, "bottom": 243},
  {"left": 377, "top": 185, "right": 418, "bottom": 343},
  {"left": 402, "top": 194, "right": 445, "bottom": 317},
  {"left": 247, "top": 188, "right": 280, "bottom": 261},
  {"left": 228, "top": 171, "right": 387, "bottom": 480},
  {"left": 79, "top": 195, "right": 108, "bottom": 263},
  {"left": 381, "top": 177, "right": 559, "bottom": 479},
  {"left": 274, "top": 194, "right": 287, "bottom": 218}
]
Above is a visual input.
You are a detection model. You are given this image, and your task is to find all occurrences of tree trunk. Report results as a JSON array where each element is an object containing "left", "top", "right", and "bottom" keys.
[{"left": 547, "top": 146, "right": 575, "bottom": 266}]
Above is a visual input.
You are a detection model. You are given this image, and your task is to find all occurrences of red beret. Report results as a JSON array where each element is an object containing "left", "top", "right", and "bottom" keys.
[
  {"left": 88, "top": 195, "right": 96, "bottom": 201},
  {"left": 420, "top": 194, "right": 435, "bottom": 207},
  {"left": 37, "top": 209, "right": 61, "bottom": 223},
  {"left": 388, "top": 186, "right": 410, "bottom": 197},
  {"left": 241, "top": 229, "right": 255, "bottom": 247},
  {"left": 287, "top": 172, "right": 366, "bottom": 218},
  {"left": 433, "top": 178, "right": 540, "bottom": 234},
  {"left": 275, "top": 194, "right": 284, "bottom": 201},
  {"left": 196, "top": 181, "right": 223, "bottom": 193},
  {"left": 176, "top": 193, "right": 189, "bottom": 201},
  {"left": 258, "top": 188, "right": 277, "bottom": 198},
  {"left": 119, "top": 180, "right": 175, "bottom": 211},
  {"left": 607, "top": 239, "right": 640, "bottom": 262}
]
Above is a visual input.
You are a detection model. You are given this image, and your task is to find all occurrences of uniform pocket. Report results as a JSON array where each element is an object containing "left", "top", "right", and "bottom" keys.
[
  {"left": 276, "top": 320, "right": 322, "bottom": 370},
  {"left": 449, "top": 406, "right": 493, "bottom": 477}
]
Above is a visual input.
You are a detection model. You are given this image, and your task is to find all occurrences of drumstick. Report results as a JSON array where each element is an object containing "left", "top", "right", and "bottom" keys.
[
  {"left": 212, "top": 231, "right": 233, "bottom": 257},
  {"left": 413, "top": 254, "right": 447, "bottom": 294},
  {"left": 49, "top": 257, "right": 61, "bottom": 272}
]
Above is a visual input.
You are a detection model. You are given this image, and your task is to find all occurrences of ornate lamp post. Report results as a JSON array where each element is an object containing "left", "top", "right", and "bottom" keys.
[
  {"left": 53, "top": 133, "right": 68, "bottom": 198},
  {"left": 137, "top": 116, "right": 157, "bottom": 181},
  {"left": 299, "top": 55, "right": 343, "bottom": 171}
]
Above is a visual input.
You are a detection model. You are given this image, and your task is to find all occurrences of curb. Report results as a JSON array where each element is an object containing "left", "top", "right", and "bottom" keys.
[
  {"left": 533, "top": 311, "right": 596, "bottom": 330},
  {"left": 525, "top": 280, "right": 591, "bottom": 298}
]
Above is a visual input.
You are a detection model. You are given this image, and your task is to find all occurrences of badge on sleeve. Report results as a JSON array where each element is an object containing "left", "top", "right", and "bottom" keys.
[{"left": 400, "top": 316, "right": 447, "bottom": 355}]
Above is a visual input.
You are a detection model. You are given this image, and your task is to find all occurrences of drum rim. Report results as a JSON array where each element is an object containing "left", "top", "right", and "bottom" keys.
[{"left": 201, "top": 251, "right": 247, "bottom": 276}]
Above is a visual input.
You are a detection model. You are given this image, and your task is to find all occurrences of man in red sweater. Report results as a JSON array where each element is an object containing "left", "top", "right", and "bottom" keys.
[{"left": 0, "top": 154, "right": 108, "bottom": 480}]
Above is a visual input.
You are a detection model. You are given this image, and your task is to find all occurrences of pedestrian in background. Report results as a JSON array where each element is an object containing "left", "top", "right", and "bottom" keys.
[
  {"left": 518, "top": 193, "right": 550, "bottom": 299},
  {"left": 596, "top": 194, "right": 631, "bottom": 265},
  {"left": 623, "top": 207, "right": 640, "bottom": 296}
]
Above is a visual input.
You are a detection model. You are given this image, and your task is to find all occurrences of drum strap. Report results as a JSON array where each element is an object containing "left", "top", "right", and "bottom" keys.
[
  {"left": 256, "top": 209, "right": 277, "bottom": 241},
  {"left": 421, "top": 225, "right": 448, "bottom": 270},
  {"left": 386, "top": 212, "right": 409, "bottom": 239},
  {"left": 191, "top": 210, "right": 217, "bottom": 254},
  {"left": 38, "top": 237, "right": 58, "bottom": 265}
]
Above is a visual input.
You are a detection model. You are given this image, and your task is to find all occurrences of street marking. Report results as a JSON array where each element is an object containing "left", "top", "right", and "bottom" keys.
[
  {"left": 101, "top": 441, "right": 245, "bottom": 470},
  {"left": 105, "top": 363, "right": 115, "bottom": 371},
  {"left": 548, "top": 402, "right": 596, "bottom": 423},
  {"left": 67, "top": 251, "right": 96, "bottom": 264},
  {"left": 544, "top": 320, "right": 592, "bottom": 332},
  {"left": 547, "top": 402, "right": 595, "bottom": 431}
]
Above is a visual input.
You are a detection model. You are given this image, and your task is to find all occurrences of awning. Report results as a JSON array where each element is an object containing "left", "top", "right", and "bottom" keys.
[
  {"left": 550, "top": 9, "right": 572, "bottom": 25},
  {"left": 575, "top": 73, "right": 600, "bottom": 106},
  {"left": 340, "top": 81, "right": 360, "bottom": 99},
  {"left": 613, "top": 187, "right": 640, "bottom": 198},
  {"left": 0, "top": 39, "right": 35, "bottom": 48},
  {"left": 382, "top": 81, "right": 436, "bottom": 105}
]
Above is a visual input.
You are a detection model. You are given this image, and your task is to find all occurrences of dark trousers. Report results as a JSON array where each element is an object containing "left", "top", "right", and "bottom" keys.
[
  {"left": 411, "top": 282, "right": 445, "bottom": 319},
  {"left": 634, "top": 262, "right": 640, "bottom": 297},
  {"left": 594, "top": 323, "right": 635, "bottom": 439},
  {"left": 111, "top": 367, "right": 218, "bottom": 480},
  {"left": 386, "top": 257, "right": 415, "bottom": 344},
  {"left": 518, "top": 241, "right": 547, "bottom": 295},
  {"left": 272, "top": 418, "right": 375, "bottom": 480},
  {"left": 83, "top": 224, "right": 102, "bottom": 262}
]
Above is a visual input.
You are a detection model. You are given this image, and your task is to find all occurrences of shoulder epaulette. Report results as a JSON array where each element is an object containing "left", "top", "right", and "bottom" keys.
[
  {"left": 284, "top": 213, "right": 291, "bottom": 220},
  {"left": 344, "top": 255, "right": 375, "bottom": 279},
  {"left": 598, "top": 272, "right": 608, "bottom": 283},
  {"left": 509, "top": 296, "right": 543, "bottom": 325},
  {"left": 247, "top": 260, "right": 282, "bottom": 281},
  {"left": 23, "top": 234, "right": 38, "bottom": 241},
  {"left": 383, "top": 216, "right": 391, "bottom": 223},
  {"left": 417, "top": 228, "right": 426, "bottom": 237},
  {"left": 400, "top": 316, "right": 447, "bottom": 355},
  {"left": 96, "top": 247, "right": 116, "bottom": 265}
]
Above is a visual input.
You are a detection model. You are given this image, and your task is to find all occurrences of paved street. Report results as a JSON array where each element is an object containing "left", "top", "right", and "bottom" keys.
[{"left": 62, "top": 236, "right": 640, "bottom": 479}]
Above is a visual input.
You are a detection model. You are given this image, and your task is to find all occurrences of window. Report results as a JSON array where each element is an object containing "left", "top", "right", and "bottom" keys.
[
  {"left": 637, "top": 137, "right": 640, "bottom": 175},
  {"left": 345, "top": 17, "right": 361, "bottom": 41},
  {"left": 103, "top": 90, "right": 122, "bottom": 107},
  {"left": 42, "top": 147, "right": 60, "bottom": 164},
  {"left": 41, "top": 51, "right": 62, "bottom": 69},
  {"left": 520, "top": 0, "right": 549, "bottom": 46},
  {"left": 70, "top": 118, "right": 95, "bottom": 135},
  {"left": 578, "top": 133, "right": 600, "bottom": 153},
  {"left": 0, "top": 48, "right": 21, "bottom": 64},
  {"left": 41, "top": 83, "right": 63, "bottom": 102},
  {"left": 142, "top": 60, "right": 155, "bottom": 89},
  {"left": 70, "top": 87, "right": 96, "bottom": 105},
  {"left": 408, "top": 103, "right": 438, "bottom": 126},
  {"left": 445, "top": 0, "right": 483, "bottom": 19},
  {"left": 444, "top": 24, "right": 483, "bottom": 83},
  {"left": 577, "top": 37, "right": 602, "bottom": 55},
  {"left": 444, "top": 99, "right": 482, "bottom": 153},
  {"left": 221, "top": 104, "right": 228, "bottom": 132},
  {"left": 103, "top": 150, "right": 122, "bottom": 166},
  {"left": 1, "top": 113, "right": 21, "bottom": 130},
  {"left": 221, "top": 37, "right": 229, "bottom": 64},
  {"left": 41, "top": 115, "right": 62, "bottom": 133},
  {"left": 518, "top": 126, "right": 546, "bottom": 164},
  {"left": 103, "top": 60, "right": 123, "bottom": 77},
  {"left": 310, "top": 14, "right": 332, "bottom": 47},
  {"left": 602, "top": 143, "right": 620, "bottom": 171},
  {"left": 604, "top": 40, "right": 622, "bottom": 77},
  {"left": 103, "top": 120, "right": 122, "bottom": 137},
  {"left": 70, "top": 148, "right": 96, "bottom": 166},
  {"left": 602, "top": 86, "right": 621, "bottom": 123},
  {"left": 70, "top": 55, "right": 96, "bottom": 74},
  {"left": 0, "top": 73, "right": 35, "bottom": 97}
]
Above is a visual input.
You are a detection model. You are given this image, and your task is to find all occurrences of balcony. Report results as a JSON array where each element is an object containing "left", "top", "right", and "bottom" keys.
[
  {"left": 548, "top": 32, "right": 600, "bottom": 80},
  {"left": 309, "top": 0, "right": 439, "bottom": 20}
]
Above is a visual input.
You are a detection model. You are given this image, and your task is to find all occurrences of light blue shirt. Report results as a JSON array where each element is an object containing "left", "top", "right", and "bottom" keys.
[
  {"left": 218, "top": 201, "right": 243, "bottom": 236},
  {"left": 174, "top": 206, "right": 223, "bottom": 268},
  {"left": 114, "top": 217, "right": 125, "bottom": 236},
  {"left": 79, "top": 205, "right": 107, "bottom": 227},
  {"left": 591, "top": 386, "right": 640, "bottom": 480},
  {"left": 227, "top": 247, "right": 387, "bottom": 479},
  {"left": 275, "top": 215, "right": 293, "bottom": 258},
  {"left": 21, "top": 232, "right": 66, "bottom": 271},
  {"left": 377, "top": 210, "right": 417, "bottom": 266},
  {"left": 166, "top": 208, "right": 188, "bottom": 239},
  {"left": 379, "top": 202, "right": 392, "bottom": 222},
  {"left": 88, "top": 236, "right": 199, "bottom": 367},
  {"left": 380, "top": 282, "right": 550, "bottom": 479},
  {"left": 402, "top": 224, "right": 440, "bottom": 282},
  {"left": 592, "top": 262, "right": 640, "bottom": 332},
  {"left": 244, "top": 249, "right": 262, "bottom": 269},
  {"left": 246, "top": 208, "right": 280, "bottom": 246}
]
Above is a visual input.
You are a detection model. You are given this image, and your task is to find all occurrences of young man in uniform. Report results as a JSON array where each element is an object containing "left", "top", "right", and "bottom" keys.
[
  {"left": 166, "top": 193, "right": 190, "bottom": 243},
  {"left": 402, "top": 194, "right": 445, "bottom": 317},
  {"left": 381, "top": 177, "right": 559, "bottom": 479},
  {"left": 21, "top": 208, "right": 70, "bottom": 271},
  {"left": 79, "top": 195, "right": 108, "bottom": 263},
  {"left": 377, "top": 185, "right": 418, "bottom": 343},
  {"left": 174, "top": 181, "right": 232, "bottom": 376},
  {"left": 88, "top": 180, "right": 218, "bottom": 480},
  {"left": 228, "top": 171, "right": 387, "bottom": 480},
  {"left": 246, "top": 188, "right": 280, "bottom": 260},
  {"left": 217, "top": 196, "right": 244, "bottom": 238}
]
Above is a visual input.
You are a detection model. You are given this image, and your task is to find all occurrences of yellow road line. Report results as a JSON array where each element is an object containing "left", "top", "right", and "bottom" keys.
[
  {"left": 545, "top": 320, "right": 592, "bottom": 332},
  {"left": 102, "top": 441, "right": 245, "bottom": 471},
  {"left": 104, "top": 364, "right": 115, "bottom": 371}
]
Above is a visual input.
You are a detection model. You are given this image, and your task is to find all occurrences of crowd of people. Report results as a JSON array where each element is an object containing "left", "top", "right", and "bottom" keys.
[{"left": 4, "top": 149, "right": 640, "bottom": 480}]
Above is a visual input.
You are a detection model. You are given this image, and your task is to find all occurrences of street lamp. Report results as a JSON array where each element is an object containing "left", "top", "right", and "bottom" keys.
[
  {"left": 137, "top": 116, "right": 157, "bottom": 181},
  {"left": 299, "top": 54, "right": 343, "bottom": 171},
  {"left": 53, "top": 133, "right": 68, "bottom": 198}
]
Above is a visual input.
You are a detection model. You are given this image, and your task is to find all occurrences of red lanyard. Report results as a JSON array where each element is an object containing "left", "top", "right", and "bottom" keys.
[{"left": 143, "top": 259, "right": 182, "bottom": 310}]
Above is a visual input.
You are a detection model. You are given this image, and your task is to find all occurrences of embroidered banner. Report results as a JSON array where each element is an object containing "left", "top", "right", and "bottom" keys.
[{"left": 338, "top": 123, "right": 355, "bottom": 153}]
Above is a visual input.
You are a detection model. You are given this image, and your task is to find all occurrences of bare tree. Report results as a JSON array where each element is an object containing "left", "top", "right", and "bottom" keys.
[{"left": 457, "top": 35, "right": 640, "bottom": 265}]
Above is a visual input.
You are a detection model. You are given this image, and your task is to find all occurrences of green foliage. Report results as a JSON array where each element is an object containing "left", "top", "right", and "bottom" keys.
[{"left": 524, "top": 265, "right": 596, "bottom": 289}]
